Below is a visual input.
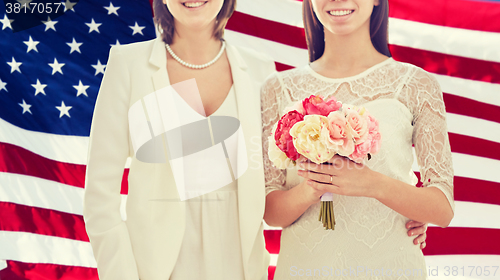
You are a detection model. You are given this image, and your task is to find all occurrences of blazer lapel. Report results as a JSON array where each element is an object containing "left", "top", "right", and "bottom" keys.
[{"left": 226, "top": 44, "right": 267, "bottom": 278}]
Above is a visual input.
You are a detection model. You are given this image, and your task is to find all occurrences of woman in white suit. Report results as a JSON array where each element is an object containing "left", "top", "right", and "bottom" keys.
[
  {"left": 83, "top": 0, "right": 274, "bottom": 279},
  {"left": 83, "top": 0, "right": 428, "bottom": 279}
]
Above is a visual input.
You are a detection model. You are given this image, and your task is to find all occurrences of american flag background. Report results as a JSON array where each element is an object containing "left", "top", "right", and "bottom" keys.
[{"left": 0, "top": 0, "right": 499, "bottom": 279}]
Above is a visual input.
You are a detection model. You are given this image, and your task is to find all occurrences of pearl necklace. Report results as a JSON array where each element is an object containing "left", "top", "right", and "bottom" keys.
[{"left": 165, "top": 40, "right": 226, "bottom": 69}]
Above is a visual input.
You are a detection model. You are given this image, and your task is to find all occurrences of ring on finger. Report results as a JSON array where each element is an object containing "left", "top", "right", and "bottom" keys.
[{"left": 330, "top": 175, "right": 333, "bottom": 184}]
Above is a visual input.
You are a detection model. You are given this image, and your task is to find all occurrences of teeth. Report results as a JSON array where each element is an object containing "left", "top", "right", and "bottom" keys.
[
  {"left": 184, "top": 1, "right": 205, "bottom": 8},
  {"left": 328, "top": 10, "right": 353, "bottom": 16}
]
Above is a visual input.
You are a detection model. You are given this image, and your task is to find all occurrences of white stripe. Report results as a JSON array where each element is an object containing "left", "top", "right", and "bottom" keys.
[
  {"left": 389, "top": 17, "right": 500, "bottom": 64},
  {"left": 411, "top": 148, "right": 500, "bottom": 184},
  {"left": 0, "top": 259, "right": 6, "bottom": 271},
  {"left": 0, "top": 231, "right": 97, "bottom": 268},
  {"left": 447, "top": 113, "right": 500, "bottom": 144},
  {"left": 0, "top": 173, "right": 128, "bottom": 220},
  {"left": 225, "top": 30, "right": 309, "bottom": 68},
  {"left": 236, "top": 0, "right": 304, "bottom": 28},
  {"left": 0, "top": 117, "right": 88, "bottom": 165},
  {"left": 435, "top": 74, "right": 500, "bottom": 108}
]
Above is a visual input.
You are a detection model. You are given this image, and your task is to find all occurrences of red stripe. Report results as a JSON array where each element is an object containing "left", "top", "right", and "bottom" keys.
[
  {"left": 390, "top": 45, "right": 500, "bottom": 84},
  {"left": 227, "top": 12, "right": 500, "bottom": 84},
  {"left": 424, "top": 227, "right": 500, "bottom": 255},
  {"left": 264, "top": 227, "right": 500, "bottom": 256},
  {"left": 389, "top": 0, "right": 500, "bottom": 33},
  {"left": 0, "top": 202, "right": 89, "bottom": 242},
  {"left": 0, "top": 260, "right": 97, "bottom": 280},
  {"left": 0, "top": 142, "right": 85, "bottom": 189},
  {"left": 444, "top": 93, "right": 500, "bottom": 124},
  {"left": 275, "top": 62, "right": 295, "bottom": 72},
  {"left": 0, "top": 142, "right": 130, "bottom": 194},
  {"left": 264, "top": 229, "right": 282, "bottom": 254},
  {"left": 226, "top": 11, "right": 307, "bottom": 49},
  {"left": 448, "top": 133, "right": 500, "bottom": 162},
  {"left": 268, "top": 266, "right": 276, "bottom": 280}
]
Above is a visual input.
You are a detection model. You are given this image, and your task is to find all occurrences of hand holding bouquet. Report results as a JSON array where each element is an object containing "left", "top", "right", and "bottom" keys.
[{"left": 268, "top": 95, "right": 381, "bottom": 230}]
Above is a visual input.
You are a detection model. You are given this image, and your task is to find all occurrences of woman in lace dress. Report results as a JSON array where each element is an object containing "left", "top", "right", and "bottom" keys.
[{"left": 261, "top": 0, "right": 454, "bottom": 279}]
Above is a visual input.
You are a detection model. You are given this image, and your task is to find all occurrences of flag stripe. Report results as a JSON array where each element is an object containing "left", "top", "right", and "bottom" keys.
[
  {"left": 0, "top": 202, "right": 89, "bottom": 242},
  {"left": 388, "top": 17, "right": 500, "bottom": 64},
  {"left": 0, "top": 260, "right": 97, "bottom": 280},
  {"left": 389, "top": 45, "right": 500, "bottom": 84},
  {"left": 443, "top": 93, "right": 500, "bottom": 125},
  {"left": 1, "top": 200, "right": 498, "bottom": 248},
  {"left": 388, "top": 0, "right": 500, "bottom": 33},
  {"left": 448, "top": 133, "right": 500, "bottom": 162},
  {"left": 263, "top": 227, "right": 500, "bottom": 255}
]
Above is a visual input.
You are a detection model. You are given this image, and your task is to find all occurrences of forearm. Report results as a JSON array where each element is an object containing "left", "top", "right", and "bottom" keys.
[
  {"left": 374, "top": 173, "right": 454, "bottom": 227},
  {"left": 264, "top": 183, "right": 315, "bottom": 228}
]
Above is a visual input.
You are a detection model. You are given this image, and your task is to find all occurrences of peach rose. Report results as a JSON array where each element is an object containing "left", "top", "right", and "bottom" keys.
[
  {"left": 322, "top": 110, "right": 355, "bottom": 156},
  {"left": 343, "top": 105, "right": 369, "bottom": 145},
  {"left": 289, "top": 115, "right": 334, "bottom": 164}
]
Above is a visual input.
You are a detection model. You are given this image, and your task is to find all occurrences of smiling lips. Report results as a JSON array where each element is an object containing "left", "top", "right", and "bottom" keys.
[
  {"left": 328, "top": 10, "right": 354, "bottom": 16},
  {"left": 182, "top": 1, "right": 207, "bottom": 8}
]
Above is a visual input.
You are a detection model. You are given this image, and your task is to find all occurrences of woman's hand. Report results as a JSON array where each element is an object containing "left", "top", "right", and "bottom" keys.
[
  {"left": 297, "top": 155, "right": 382, "bottom": 198},
  {"left": 406, "top": 220, "right": 428, "bottom": 250}
]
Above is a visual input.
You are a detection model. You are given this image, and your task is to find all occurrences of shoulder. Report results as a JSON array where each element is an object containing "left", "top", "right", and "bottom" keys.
[
  {"left": 110, "top": 38, "right": 156, "bottom": 55},
  {"left": 393, "top": 60, "right": 441, "bottom": 89}
]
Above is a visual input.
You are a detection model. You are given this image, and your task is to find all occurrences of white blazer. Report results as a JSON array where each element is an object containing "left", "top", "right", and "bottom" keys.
[{"left": 83, "top": 36, "right": 276, "bottom": 280}]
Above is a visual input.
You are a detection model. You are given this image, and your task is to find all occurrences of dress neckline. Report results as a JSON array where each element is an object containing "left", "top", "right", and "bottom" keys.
[{"left": 305, "top": 57, "right": 393, "bottom": 83}]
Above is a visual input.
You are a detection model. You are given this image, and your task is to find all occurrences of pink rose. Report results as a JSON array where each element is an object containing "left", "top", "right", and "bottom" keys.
[
  {"left": 322, "top": 111, "right": 355, "bottom": 156},
  {"left": 302, "top": 95, "right": 342, "bottom": 116},
  {"left": 349, "top": 139, "right": 371, "bottom": 163},
  {"left": 344, "top": 107, "right": 368, "bottom": 145},
  {"left": 275, "top": 110, "right": 304, "bottom": 161},
  {"left": 366, "top": 114, "right": 381, "bottom": 154}
]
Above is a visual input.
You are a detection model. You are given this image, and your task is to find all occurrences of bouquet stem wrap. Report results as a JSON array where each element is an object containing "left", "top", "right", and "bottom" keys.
[{"left": 319, "top": 192, "right": 335, "bottom": 230}]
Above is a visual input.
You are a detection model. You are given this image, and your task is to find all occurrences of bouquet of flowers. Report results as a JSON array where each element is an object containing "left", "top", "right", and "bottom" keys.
[{"left": 268, "top": 95, "right": 381, "bottom": 230}]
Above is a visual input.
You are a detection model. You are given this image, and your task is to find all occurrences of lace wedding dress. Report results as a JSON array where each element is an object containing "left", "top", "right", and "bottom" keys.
[{"left": 261, "top": 58, "right": 455, "bottom": 279}]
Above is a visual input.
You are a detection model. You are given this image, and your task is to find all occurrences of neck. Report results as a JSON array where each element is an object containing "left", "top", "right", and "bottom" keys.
[
  {"left": 317, "top": 23, "right": 384, "bottom": 72},
  {"left": 169, "top": 21, "right": 222, "bottom": 64}
]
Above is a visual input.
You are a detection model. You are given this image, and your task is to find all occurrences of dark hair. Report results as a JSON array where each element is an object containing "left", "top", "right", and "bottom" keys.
[
  {"left": 302, "top": 0, "right": 391, "bottom": 62},
  {"left": 153, "top": 0, "right": 236, "bottom": 44}
]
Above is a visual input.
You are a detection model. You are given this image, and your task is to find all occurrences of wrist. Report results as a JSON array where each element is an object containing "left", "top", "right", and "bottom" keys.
[
  {"left": 371, "top": 171, "right": 391, "bottom": 201},
  {"left": 295, "top": 180, "right": 318, "bottom": 206}
]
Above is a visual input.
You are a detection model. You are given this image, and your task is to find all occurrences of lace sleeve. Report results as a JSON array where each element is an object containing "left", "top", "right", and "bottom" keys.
[
  {"left": 407, "top": 68, "right": 455, "bottom": 213},
  {"left": 261, "top": 73, "right": 287, "bottom": 196}
]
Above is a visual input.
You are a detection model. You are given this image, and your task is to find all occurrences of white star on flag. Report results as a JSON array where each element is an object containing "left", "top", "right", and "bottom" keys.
[
  {"left": 19, "top": 99, "right": 32, "bottom": 114},
  {"left": 48, "top": 58, "right": 65, "bottom": 75},
  {"left": 67, "top": 38, "right": 83, "bottom": 54},
  {"left": 104, "top": 2, "right": 120, "bottom": 16},
  {"left": 7, "top": 57, "right": 22, "bottom": 73},
  {"left": 42, "top": 17, "right": 57, "bottom": 31},
  {"left": 0, "top": 79, "right": 7, "bottom": 92},
  {"left": 63, "top": 0, "right": 77, "bottom": 12},
  {"left": 73, "top": 80, "right": 89, "bottom": 97},
  {"left": 91, "top": 60, "right": 106, "bottom": 75},
  {"left": 56, "top": 101, "right": 72, "bottom": 118},
  {"left": 1, "top": 14, "right": 14, "bottom": 30},
  {"left": 110, "top": 39, "right": 121, "bottom": 47},
  {"left": 31, "top": 79, "right": 47, "bottom": 96},
  {"left": 23, "top": 36, "right": 40, "bottom": 53},
  {"left": 129, "top": 22, "right": 145, "bottom": 35},
  {"left": 86, "top": 18, "right": 102, "bottom": 33}
]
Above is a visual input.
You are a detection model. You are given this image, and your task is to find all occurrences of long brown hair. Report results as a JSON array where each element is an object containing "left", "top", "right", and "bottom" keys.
[
  {"left": 153, "top": 0, "right": 236, "bottom": 44},
  {"left": 303, "top": 0, "right": 391, "bottom": 62}
]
